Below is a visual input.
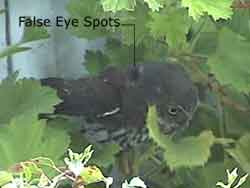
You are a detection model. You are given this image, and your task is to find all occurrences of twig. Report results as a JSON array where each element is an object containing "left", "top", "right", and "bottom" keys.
[
  {"left": 189, "top": 16, "right": 208, "bottom": 52},
  {"left": 187, "top": 60, "right": 250, "bottom": 113},
  {"left": 232, "top": 0, "right": 250, "bottom": 8}
]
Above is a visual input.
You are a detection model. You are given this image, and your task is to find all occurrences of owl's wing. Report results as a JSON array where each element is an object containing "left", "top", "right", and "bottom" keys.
[{"left": 41, "top": 77, "right": 123, "bottom": 122}]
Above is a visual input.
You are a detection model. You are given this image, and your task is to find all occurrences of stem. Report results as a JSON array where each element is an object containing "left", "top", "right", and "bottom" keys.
[
  {"left": 189, "top": 16, "right": 208, "bottom": 52},
  {"left": 4, "top": 0, "right": 13, "bottom": 75},
  {"left": 186, "top": 59, "right": 250, "bottom": 113},
  {"left": 216, "top": 94, "right": 226, "bottom": 138}
]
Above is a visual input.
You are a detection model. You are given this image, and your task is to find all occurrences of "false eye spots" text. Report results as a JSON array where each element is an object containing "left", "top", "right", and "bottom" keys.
[{"left": 18, "top": 16, "right": 121, "bottom": 30}]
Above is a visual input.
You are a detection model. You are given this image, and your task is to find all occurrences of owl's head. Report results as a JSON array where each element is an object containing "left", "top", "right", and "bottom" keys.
[
  {"left": 155, "top": 78, "right": 199, "bottom": 136},
  {"left": 129, "top": 62, "right": 200, "bottom": 136}
]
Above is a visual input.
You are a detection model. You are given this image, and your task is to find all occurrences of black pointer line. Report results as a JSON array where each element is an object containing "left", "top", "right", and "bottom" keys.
[{"left": 121, "top": 23, "right": 136, "bottom": 68}]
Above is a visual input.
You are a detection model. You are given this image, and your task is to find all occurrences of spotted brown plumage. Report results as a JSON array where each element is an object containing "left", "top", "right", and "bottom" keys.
[{"left": 41, "top": 62, "right": 199, "bottom": 149}]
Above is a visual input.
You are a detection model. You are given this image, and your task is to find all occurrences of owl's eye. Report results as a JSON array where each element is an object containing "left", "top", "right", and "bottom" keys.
[{"left": 168, "top": 106, "right": 178, "bottom": 116}]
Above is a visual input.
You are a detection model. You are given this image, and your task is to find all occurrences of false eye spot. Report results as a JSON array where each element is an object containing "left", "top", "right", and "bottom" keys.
[{"left": 168, "top": 106, "right": 178, "bottom": 116}]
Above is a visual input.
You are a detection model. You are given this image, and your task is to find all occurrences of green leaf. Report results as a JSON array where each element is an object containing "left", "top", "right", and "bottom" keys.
[
  {"left": 193, "top": 32, "right": 218, "bottom": 55},
  {"left": 146, "top": 105, "right": 216, "bottom": 169},
  {"left": 84, "top": 50, "right": 110, "bottom": 75},
  {"left": 148, "top": 7, "right": 190, "bottom": 49},
  {"left": 91, "top": 143, "right": 121, "bottom": 168},
  {"left": 182, "top": 104, "right": 220, "bottom": 136},
  {"left": 0, "top": 77, "right": 61, "bottom": 124},
  {"left": 141, "top": 37, "right": 168, "bottom": 61},
  {"left": 0, "top": 45, "right": 31, "bottom": 59},
  {"left": 101, "top": 0, "right": 136, "bottom": 12},
  {"left": 227, "top": 134, "right": 250, "bottom": 174},
  {"left": 0, "top": 9, "right": 5, "bottom": 14},
  {"left": 164, "top": 131, "right": 216, "bottom": 170},
  {"left": 67, "top": 0, "right": 109, "bottom": 39},
  {"left": 181, "top": 0, "right": 233, "bottom": 21},
  {"left": 105, "top": 38, "right": 136, "bottom": 66},
  {"left": 146, "top": 105, "right": 170, "bottom": 148},
  {"left": 0, "top": 25, "right": 49, "bottom": 60},
  {"left": 120, "top": 2, "right": 150, "bottom": 45},
  {"left": 177, "top": 161, "right": 237, "bottom": 188},
  {"left": 0, "top": 26, "right": 49, "bottom": 60},
  {"left": 0, "top": 114, "right": 70, "bottom": 169},
  {"left": 21, "top": 26, "right": 50, "bottom": 43},
  {"left": 224, "top": 107, "right": 250, "bottom": 136},
  {"left": 208, "top": 28, "right": 250, "bottom": 93},
  {"left": 230, "top": 9, "right": 250, "bottom": 40},
  {"left": 192, "top": 17, "right": 218, "bottom": 56},
  {"left": 143, "top": 0, "right": 163, "bottom": 11}
]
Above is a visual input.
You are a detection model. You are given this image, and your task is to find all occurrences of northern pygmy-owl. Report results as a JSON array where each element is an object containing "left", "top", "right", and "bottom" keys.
[{"left": 41, "top": 62, "right": 199, "bottom": 149}]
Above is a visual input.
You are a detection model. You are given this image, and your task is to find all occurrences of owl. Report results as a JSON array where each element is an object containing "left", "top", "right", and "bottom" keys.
[{"left": 41, "top": 62, "right": 199, "bottom": 149}]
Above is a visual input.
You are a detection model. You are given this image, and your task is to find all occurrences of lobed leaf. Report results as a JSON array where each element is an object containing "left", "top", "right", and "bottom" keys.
[
  {"left": 143, "top": 0, "right": 163, "bottom": 11},
  {"left": 164, "top": 131, "right": 216, "bottom": 170},
  {"left": 67, "top": 0, "right": 109, "bottom": 39},
  {"left": 0, "top": 77, "right": 61, "bottom": 124},
  {"left": 181, "top": 0, "right": 233, "bottom": 21},
  {"left": 0, "top": 115, "right": 70, "bottom": 169}
]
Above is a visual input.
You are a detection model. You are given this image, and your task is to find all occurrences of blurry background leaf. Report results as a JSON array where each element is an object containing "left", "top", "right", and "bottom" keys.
[
  {"left": 0, "top": 114, "right": 70, "bottom": 169},
  {"left": 91, "top": 143, "right": 121, "bottom": 168},
  {"left": 224, "top": 107, "right": 250, "bottom": 136},
  {"left": 0, "top": 26, "right": 49, "bottom": 60},
  {"left": 0, "top": 9, "right": 5, "bottom": 14},
  {"left": 68, "top": 122, "right": 120, "bottom": 168},
  {"left": 148, "top": 7, "right": 190, "bottom": 49},
  {"left": 120, "top": 2, "right": 150, "bottom": 46},
  {"left": 229, "top": 9, "right": 250, "bottom": 40},
  {"left": 67, "top": 0, "right": 110, "bottom": 39},
  {"left": 208, "top": 28, "right": 250, "bottom": 93},
  {"left": 192, "top": 17, "right": 218, "bottom": 56},
  {"left": 0, "top": 45, "right": 31, "bottom": 59},
  {"left": 105, "top": 38, "right": 135, "bottom": 66},
  {"left": 0, "top": 77, "right": 61, "bottom": 124},
  {"left": 101, "top": 0, "right": 136, "bottom": 12},
  {"left": 85, "top": 50, "right": 110, "bottom": 75},
  {"left": 21, "top": 26, "right": 50, "bottom": 43}
]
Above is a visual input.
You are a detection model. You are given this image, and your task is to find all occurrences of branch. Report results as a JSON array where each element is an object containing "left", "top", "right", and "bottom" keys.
[
  {"left": 232, "top": 0, "right": 250, "bottom": 8},
  {"left": 187, "top": 59, "right": 250, "bottom": 113},
  {"left": 4, "top": 0, "right": 13, "bottom": 74}
]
